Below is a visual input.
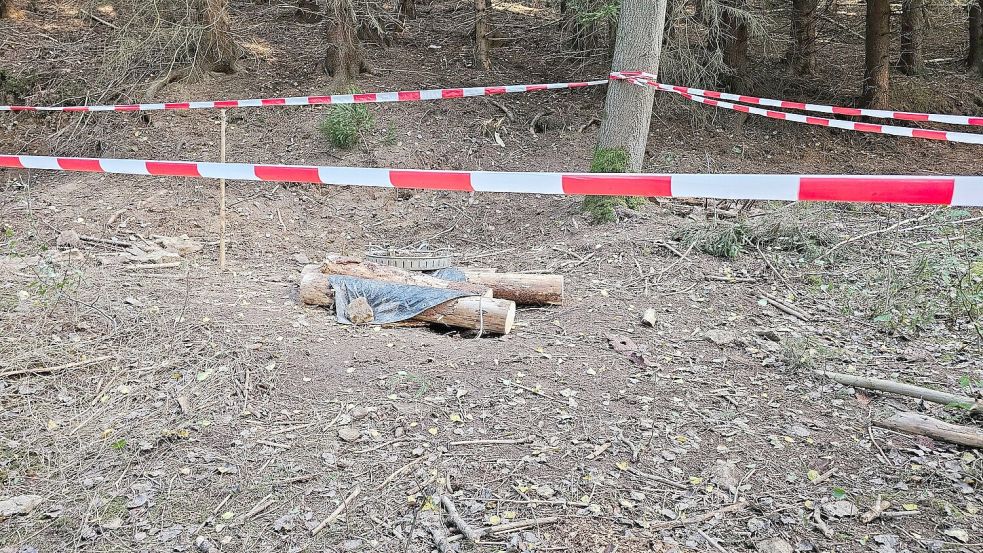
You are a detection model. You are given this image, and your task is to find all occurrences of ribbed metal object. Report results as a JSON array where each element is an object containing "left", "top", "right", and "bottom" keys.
[{"left": 365, "top": 246, "right": 454, "bottom": 271}]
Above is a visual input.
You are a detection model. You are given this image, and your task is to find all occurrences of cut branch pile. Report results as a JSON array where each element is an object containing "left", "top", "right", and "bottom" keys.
[{"left": 299, "top": 255, "right": 564, "bottom": 335}]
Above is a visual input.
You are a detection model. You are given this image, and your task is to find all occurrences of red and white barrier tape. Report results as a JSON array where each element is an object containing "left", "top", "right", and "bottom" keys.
[
  {"left": 611, "top": 72, "right": 983, "bottom": 127},
  {"left": 1, "top": 154, "right": 980, "bottom": 206},
  {"left": 0, "top": 80, "right": 608, "bottom": 112},
  {"left": 618, "top": 74, "right": 983, "bottom": 146}
]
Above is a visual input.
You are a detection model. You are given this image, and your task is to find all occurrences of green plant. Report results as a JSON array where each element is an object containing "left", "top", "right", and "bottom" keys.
[
  {"left": 583, "top": 147, "right": 646, "bottom": 223},
  {"left": 319, "top": 96, "right": 374, "bottom": 149},
  {"left": 673, "top": 222, "right": 749, "bottom": 259}
]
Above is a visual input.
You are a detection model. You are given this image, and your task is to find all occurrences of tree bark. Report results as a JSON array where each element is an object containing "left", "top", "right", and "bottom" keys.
[
  {"left": 862, "top": 0, "right": 891, "bottom": 109},
  {"left": 0, "top": 0, "right": 10, "bottom": 18},
  {"left": 971, "top": 1, "right": 982, "bottom": 74},
  {"left": 460, "top": 271, "right": 564, "bottom": 306},
  {"left": 595, "top": 0, "right": 668, "bottom": 172},
  {"left": 325, "top": 0, "right": 367, "bottom": 90},
  {"left": 874, "top": 412, "right": 983, "bottom": 448},
  {"left": 790, "top": 0, "right": 818, "bottom": 75},
  {"left": 475, "top": 0, "right": 492, "bottom": 70},
  {"left": 200, "top": 0, "right": 240, "bottom": 73},
  {"left": 899, "top": 0, "right": 925, "bottom": 75},
  {"left": 719, "top": 0, "right": 750, "bottom": 93}
]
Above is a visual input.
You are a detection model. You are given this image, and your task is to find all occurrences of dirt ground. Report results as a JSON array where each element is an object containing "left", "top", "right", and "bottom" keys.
[{"left": 2, "top": 1, "right": 983, "bottom": 552}]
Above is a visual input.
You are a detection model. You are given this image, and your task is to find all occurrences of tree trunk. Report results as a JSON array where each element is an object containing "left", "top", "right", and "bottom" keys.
[
  {"left": 971, "top": 1, "right": 982, "bottom": 73},
  {"left": 475, "top": 0, "right": 492, "bottom": 70},
  {"left": 200, "top": 0, "right": 240, "bottom": 73},
  {"left": 898, "top": 0, "right": 925, "bottom": 75},
  {"left": 325, "top": 0, "right": 366, "bottom": 90},
  {"left": 862, "top": 0, "right": 891, "bottom": 109},
  {"left": 595, "top": 0, "right": 668, "bottom": 172},
  {"left": 790, "top": 0, "right": 818, "bottom": 75},
  {"left": 0, "top": 0, "right": 10, "bottom": 18},
  {"left": 719, "top": 0, "right": 750, "bottom": 93},
  {"left": 396, "top": 0, "right": 415, "bottom": 20},
  {"left": 584, "top": 0, "right": 668, "bottom": 222}
]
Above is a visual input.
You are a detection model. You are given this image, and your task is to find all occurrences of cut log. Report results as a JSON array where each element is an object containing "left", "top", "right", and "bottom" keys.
[
  {"left": 461, "top": 271, "right": 563, "bottom": 306},
  {"left": 298, "top": 273, "right": 515, "bottom": 334},
  {"left": 816, "top": 370, "right": 983, "bottom": 413},
  {"left": 417, "top": 295, "right": 515, "bottom": 335},
  {"left": 874, "top": 412, "right": 983, "bottom": 448},
  {"left": 300, "top": 272, "right": 334, "bottom": 307},
  {"left": 321, "top": 256, "right": 491, "bottom": 296}
]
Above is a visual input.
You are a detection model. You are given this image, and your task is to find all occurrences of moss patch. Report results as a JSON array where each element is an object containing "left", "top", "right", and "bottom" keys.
[{"left": 582, "top": 147, "right": 647, "bottom": 223}]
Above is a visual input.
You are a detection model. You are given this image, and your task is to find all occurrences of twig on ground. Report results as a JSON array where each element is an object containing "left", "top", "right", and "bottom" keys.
[
  {"left": 816, "top": 370, "right": 983, "bottom": 413},
  {"left": 441, "top": 495, "right": 480, "bottom": 542},
  {"left": 448, "top": 436, "right": 533, "bottom": 446},
  {"left": 446, "top": 517, "right": 560, "bottom": 543},
  {"left": 648, "top": 501, "right": 746, "bottom": 530},
  {"left": 0, "top": 355, "right": 112, "bottom": 378},
  {"left": 627, "top": 467, "right": 687, "bottom": 490},
  {"left": 374, "top": 456, "right": 429, "bottom": 491},
  {"left": 311, "top": 486, "right": 362, "bottom": 536}
]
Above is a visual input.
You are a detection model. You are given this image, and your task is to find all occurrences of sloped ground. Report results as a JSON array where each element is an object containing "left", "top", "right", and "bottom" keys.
[{"left": 2, "top": 2, "right": 983, "bottom": 552}]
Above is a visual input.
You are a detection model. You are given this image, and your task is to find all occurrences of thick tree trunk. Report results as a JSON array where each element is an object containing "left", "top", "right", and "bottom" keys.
[
  {"left": 862, "top": 0, "right": 891, "bottom": 109},
  {"left": 0, "top": 0, "right": 10, "bottom": 18},
  {"left": 200, "top": 0, "right": 240, "bottom": 73},
  {"left": 719, "top": 1, "right": 750, "bottom": 93},
  {"left": 899, "top": 0, "right": 925, "bottom": 75},
  {"left": 790, "top": 0, "right": 818, "bottom": 75},
  {"left": 325, "top": 0, "right": 366, "bottom": 90},
  {"left": 971, "top": 1, "right": 982, "bottom": 73},
  {"left": 475, "top": 0, "right": 492, "bottom": 70},
  {"left": 595, "top": 0, "right": 668, "bottom": 172}
]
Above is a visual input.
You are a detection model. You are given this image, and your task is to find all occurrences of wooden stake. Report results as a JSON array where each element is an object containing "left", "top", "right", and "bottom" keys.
[{"left": 219, "top": 109, "right": 227, "bottom": 270}]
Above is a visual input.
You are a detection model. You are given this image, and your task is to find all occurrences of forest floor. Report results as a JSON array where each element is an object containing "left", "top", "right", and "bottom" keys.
[{"left": 2, "top": 1, "right": 983, "bottom": 553}]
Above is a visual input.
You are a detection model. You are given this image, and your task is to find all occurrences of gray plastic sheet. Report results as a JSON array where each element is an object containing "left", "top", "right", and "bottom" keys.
[{"left": 329, "top": 275, "right": 469, "bottom": 325}]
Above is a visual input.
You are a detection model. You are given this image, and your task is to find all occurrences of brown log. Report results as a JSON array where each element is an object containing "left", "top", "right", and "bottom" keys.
[
  {"left": 874, "top": 412, "right": 983, "bottom": 448},
  {"left": 298, "top": 272, "right": 515, "bottom": 334},
  {"left": 461, "top": 271, "right": 563, "bottom": 306},
  {"left": 320, "top": 256, "right": 491, "bottom": 297},
  {"left": 417, "top": 296, "right": 515, "bottom": 335}
]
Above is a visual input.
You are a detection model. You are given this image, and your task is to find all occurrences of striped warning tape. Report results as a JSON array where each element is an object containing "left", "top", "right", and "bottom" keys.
[
  {"left": 1, "top": 154, "right": 980, "bottom": 206},
  {"left": 618, "top": 74, "right": 983, "bottom": 145},
  {"left": 611, "top": 72, "right": 983, "bottom": 127},
  {"left": 0, "top": 80, "right": 608, "bottom": 112}
]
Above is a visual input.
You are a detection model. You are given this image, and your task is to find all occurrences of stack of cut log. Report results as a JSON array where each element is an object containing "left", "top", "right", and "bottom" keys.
[{"left": 299, "top": 255, "right": 563, "bottom": 335}]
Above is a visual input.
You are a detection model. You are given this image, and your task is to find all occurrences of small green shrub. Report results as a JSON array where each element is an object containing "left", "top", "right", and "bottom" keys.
[{"left": 319, "top": 99, "right": 374, "bottom": 149}]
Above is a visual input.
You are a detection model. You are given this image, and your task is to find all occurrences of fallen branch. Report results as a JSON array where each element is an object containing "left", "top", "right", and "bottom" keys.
[
  {"left": 817, "top": 371, "right": 983, "bottom": 413},
  {"left": 873, "top": 412, "right": 983, "bottom": 448},
  {"left": 311, "top": 486, "right": 362, "bottom": 536},
  {"left": 373, "top": 456, "right": 428, "bottom": 491},
  {"left": 441, "top": 495, "right": 480, "bottom": 542},
  {"left": 648, "top": 501, "right": 746, "bottom": 530},
  {"left": 627, "top": 467, "right": 688, "bottom": 490},
  {"left": 0, "top": 355, "right": 112, "bottom": 378},
  {"left": 448, "top": 436, "right": 533, "bottom": 446},
  {"left": 446, "top": 516, "right": 560, "bottom": 542},
  {"left": 759, "top": 292, "right": 810, "bottom": 321}
]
